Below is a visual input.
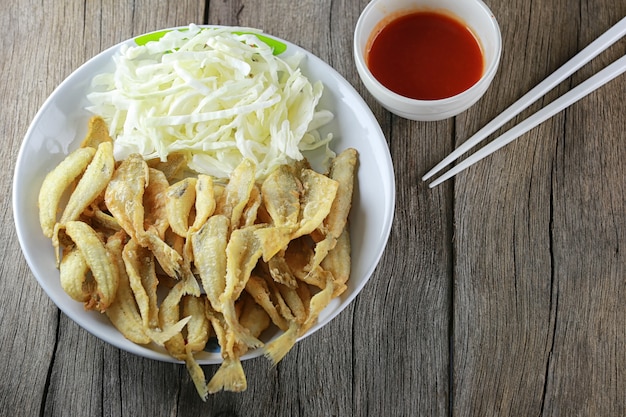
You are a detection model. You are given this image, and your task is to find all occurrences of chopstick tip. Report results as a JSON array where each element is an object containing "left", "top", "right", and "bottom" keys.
[{"left": 421, "top": 167, "right": 438, "bottom": 182}]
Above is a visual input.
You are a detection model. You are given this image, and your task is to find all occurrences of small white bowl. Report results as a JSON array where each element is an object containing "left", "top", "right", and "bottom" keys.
[{"left": 354, "top": 0, "right": 502, "bottom": 121}]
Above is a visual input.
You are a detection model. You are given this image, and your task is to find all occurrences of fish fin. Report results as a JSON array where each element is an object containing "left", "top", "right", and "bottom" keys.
[
  {"left": 184, "top": 345, "right": 209, "bottom": 401},
  {"left": 222, "top": 302, "right": 264, "bottom": 348},
  {"left": 146, "top": 315, "right": 192, "bottom": 346}
]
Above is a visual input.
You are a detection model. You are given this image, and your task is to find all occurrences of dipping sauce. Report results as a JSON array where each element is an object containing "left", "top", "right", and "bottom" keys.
[{"left": 366, "top": 11, "right": 484, "bottom": 100}]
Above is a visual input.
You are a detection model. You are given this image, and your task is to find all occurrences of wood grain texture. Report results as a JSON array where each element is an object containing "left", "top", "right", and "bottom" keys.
[
  {"left": 2, "top": 1, "right": 64, "bottom": 417},
  {"left": 451, "top": 1, "right": 626, "bottom": 416},
  {"left": 1, "top": 0, "right": 624, "bottom": 416}
]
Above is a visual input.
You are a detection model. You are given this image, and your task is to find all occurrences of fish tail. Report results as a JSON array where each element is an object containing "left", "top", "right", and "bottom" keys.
[
  {"left": 207, "top": 358, "right": 247, "bottom": 394},
  {"left": 264, "top": 322, "right": 298, "bottom": 365}
]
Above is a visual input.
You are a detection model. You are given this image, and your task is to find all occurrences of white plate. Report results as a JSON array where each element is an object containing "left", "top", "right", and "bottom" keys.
[{"left": 12, "top": 27, "right": 395, "bottom": 364}]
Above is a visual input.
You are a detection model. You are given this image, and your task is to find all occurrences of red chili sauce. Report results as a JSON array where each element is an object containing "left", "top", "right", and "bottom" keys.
[{"left": 366, "top": 11, "right": 484, "bottom": 100}]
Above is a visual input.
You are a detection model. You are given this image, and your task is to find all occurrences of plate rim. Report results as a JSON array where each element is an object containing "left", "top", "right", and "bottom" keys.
[{"left": 12, "top": 25, "right": 396, "bottom": 364}]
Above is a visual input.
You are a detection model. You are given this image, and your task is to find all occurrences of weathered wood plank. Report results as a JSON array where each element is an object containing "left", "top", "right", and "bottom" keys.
[
  {"left": 1, "top": 1, "right": 69, "bottom": 416},
  {"left": 452, "top": 1, "right": 626, "bottom": 415},
  {"left": 545, "top": 13, "right": 626, "bottom": 411}
]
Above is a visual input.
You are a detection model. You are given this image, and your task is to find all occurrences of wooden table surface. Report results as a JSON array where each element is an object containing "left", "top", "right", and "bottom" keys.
[{"left": 2, "top": 0, "right": 625, "bottom": 416}]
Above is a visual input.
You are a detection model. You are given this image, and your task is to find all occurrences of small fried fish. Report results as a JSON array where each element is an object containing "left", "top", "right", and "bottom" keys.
[
  {"left": 64, "top": 220, "right": 119, "bottom": 312},
  {"left": 38, "top": 147, "right": 96, "bottom": 239},
  {"left": 105, "top": 154, "right": 182, "bottom": 277}
]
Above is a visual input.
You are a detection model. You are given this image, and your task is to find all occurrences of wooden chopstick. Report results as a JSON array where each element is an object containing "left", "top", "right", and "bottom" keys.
[{"left": 423, "top": 16, "right": 626, "bottom": 188}]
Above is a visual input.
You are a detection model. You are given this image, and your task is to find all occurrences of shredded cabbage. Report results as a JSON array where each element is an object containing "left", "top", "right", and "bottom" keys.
[{"left": 86, "top": 24, "right": 334, "bottom": 179}]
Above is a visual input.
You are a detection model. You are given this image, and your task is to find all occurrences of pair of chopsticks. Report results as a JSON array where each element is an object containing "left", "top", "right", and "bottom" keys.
[{"left": 423, "top": 16, "right": 626, "bottom": 188}]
